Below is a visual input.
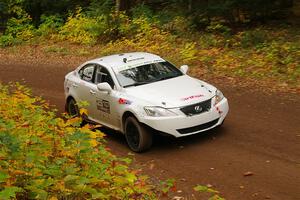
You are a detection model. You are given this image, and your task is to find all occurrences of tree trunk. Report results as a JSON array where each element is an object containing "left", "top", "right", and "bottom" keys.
[
  {"left": 116, "top": 0, "right": 130, "bottom": 12},
  {"left": 188, "top": 0, "right": 192, "bottom": 12},
  {"left": 116, "top": 0, "right": 121, "bottom": 12}
]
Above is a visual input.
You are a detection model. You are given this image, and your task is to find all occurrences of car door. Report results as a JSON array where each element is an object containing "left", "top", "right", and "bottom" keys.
[
  {"left": 76, "top": 64, "right": 98, "bottom": 116},
  {"left": 90, "top": 65, "right": 120, "bottom": 129}
]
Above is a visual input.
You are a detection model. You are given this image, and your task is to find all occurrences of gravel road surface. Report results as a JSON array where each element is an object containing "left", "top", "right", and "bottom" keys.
[{"left": 1, "top": 63, "right": 299, "bottom": 200}]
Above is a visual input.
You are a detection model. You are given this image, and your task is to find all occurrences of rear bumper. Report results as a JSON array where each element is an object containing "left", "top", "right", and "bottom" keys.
[{"left": 139, "top": 98, "right": 229, "bottom": 137}]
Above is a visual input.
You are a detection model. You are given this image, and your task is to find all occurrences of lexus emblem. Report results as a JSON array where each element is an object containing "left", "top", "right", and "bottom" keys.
[{"left": 194, "top": 105, "right": 202, "bottom": 112}]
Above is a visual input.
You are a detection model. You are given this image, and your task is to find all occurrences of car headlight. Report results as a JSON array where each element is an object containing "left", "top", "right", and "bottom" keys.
[
  {"left": 215, "top": 90, "right": 224, "bottom": 105},
  {"left": 144, "top": 106, "right": 177, "bottom": 117}
]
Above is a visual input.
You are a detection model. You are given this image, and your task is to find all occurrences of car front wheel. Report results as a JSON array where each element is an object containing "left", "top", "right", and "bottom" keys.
[{"left": 125, "top": 116, "right": 152, "bottom": 152}]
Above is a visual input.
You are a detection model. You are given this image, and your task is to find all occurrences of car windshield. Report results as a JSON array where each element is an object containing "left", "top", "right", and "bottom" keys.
[{"left": 116, "top": 61, "right": 183, "bottom": 88}]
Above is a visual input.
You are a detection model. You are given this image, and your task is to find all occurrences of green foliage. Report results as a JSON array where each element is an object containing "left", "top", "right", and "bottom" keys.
[
  {"left": 86, "top": 0, "right": 114, "bottom": 16},
  {"left": 5, "top": 15, "right": 35, "bottom": 40},
  {"left": 260, "top": 40, "right": 300, "bottom": 79},
  {"left": 0, "top": 1, "right": 35, "bottom": 46},
  {"left": 59, "top": 12, "right": 95, "bottom": 44},
  {"left": 21, "top": 0, "right": 90, "bottom": 25},
  {"left": 43, "top": 45, "right": 69, "bottom": 55},
  {"left": 58, "top": 8, "right": 107, "bottom": 45},
  {"left": 159, "top": 178, "right": 176, "bottom": 195},
  {"left": 4, "top": 0, "right": 25, "bottom": 16},
  {"left": 0, "top": 83, "right": 157, "bottom": 199},
  {"left": 238, "top": 29, "right": 268, "bottom": 48},
  {"left": 131, "top": 4, "right": 154, "bottom": 19},
  {"left": 180, "top": 42, "right": 198, "bottom": 63},
  {"left": 162, "top": 16, "right": 194, "bottom": 35},
  {"left": 0, "top": 187, "right": 23, "bottom": 199},
  {"left": 194, "top": 185, "right": 225, "bottom": 200},
  {"left": 37, "top": 15, "right": 64, "bottom": 37},
  {"left": 0, "top": 3, "right": 299, "bottom": 88},
  {"left": 198, "top": 34, "right": 222, "bottom": 48},
  {"left": 0, "top": 0, "right": 295, "bottom": 34},
  {"left": 100, "top": 18, "right": 178, "bottom": 61},
  {"left": 206, "top": 20, "right": 231, "bottom": 36},
  {"left": 0, "top": 34, "right": 15, "bottom": 47}
]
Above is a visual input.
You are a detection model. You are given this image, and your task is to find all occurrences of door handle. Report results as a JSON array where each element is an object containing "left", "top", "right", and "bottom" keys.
[
  {"left": 89, "top": 90, "right": 96, "bottom": 95},
  {"left": 72, "top": 83, "right": 79, "bottom": 88}
]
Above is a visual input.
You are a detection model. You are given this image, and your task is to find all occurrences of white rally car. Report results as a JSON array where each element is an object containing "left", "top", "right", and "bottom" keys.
[{"left": 64, "top": 52, "right": 229, "bottom": 152}]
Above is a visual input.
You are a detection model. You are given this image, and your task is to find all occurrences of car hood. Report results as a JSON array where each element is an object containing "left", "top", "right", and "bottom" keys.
[{"left": 124, "top": 75, "right": 216, "bottom": 108}]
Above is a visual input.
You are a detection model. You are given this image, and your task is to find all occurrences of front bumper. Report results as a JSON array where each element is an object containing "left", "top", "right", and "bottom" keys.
[{"left": 139, "top": 98, "right": 229, "bottom": 137}]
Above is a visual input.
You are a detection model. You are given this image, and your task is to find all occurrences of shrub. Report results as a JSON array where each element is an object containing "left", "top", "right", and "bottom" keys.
[
  {"left": 162, "top": 16, "right": 193, "bottom": 35},
  {"left": 206, "top": 20, "right": 231, "bottom": 36},
  {"left": 106, "top": 11, "right": 132, "bottom": 38},
  {"left": 59, "top": 8, "right": 107, "bottom": 45},
  {"left": 0, "top": 15, "right": 35, "bottom": 47},
  {"left": 238, "top": 29, "right": 268, "bottom": 48},
  {"left": 0, "top": 34, "right": 16, "bottom": 47},
  {"left": 262, "top": 41, "right": 300, "bottom": 78},
  {"left": 0, "top": 83, "right": 156, "bottom": 199},
  {"left": 180, "top": 42, "right": 198, "bottom": 63},
  {"left": 0, "top": 2, "right": 35, "bottom": 46},
  {"left": 4, "top": 14, "right": 35, "bottom": 43},
  {"left": 87, "top": 0, "right": 114, "bottom": 16},
  {"left": 131, "top": 4, "right": 154, "bottom": 19},
  {"left": 37, "top": 15, "right": 64, "bottom": 37},
  {"left": 101, "top": 26, "right": 175, "bottom": 57},
  {"left": 127, "top": 16, "right": 153, "bottom": 35}
]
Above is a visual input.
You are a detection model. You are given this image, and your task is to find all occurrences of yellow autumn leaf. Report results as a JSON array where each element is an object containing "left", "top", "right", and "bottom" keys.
[
  {"left": 80, "top": 108, "right": 88, "bottom": 115},
  {"left": 89, "top": 130, "right": 105, "bottom": 139},
  {"left": 55, "top": 181, "right": 66, "bottom": 192},
  {"left": 59, "top": 150, "right": 74, "bottom": 157},
  {"left": 90, "top": 139, "right": 98, "bottom": 147},
  {"left": 67, "top": 117, "right": 81, "bottom": 125},
  {"left": 90, "top": 132, "right": 98, "bottom": 139},
  {"left": 12, "top": 169, "right": 27, "bottom": 175}
]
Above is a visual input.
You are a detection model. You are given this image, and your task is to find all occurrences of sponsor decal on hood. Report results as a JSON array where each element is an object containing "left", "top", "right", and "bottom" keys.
[{"left": 181, "top": 94, "right": 204, "bottom": 101}]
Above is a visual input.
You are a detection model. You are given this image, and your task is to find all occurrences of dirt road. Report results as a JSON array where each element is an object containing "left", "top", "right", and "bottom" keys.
[{"left": 1, "top": 63, "right": 299, "bottom": 200}]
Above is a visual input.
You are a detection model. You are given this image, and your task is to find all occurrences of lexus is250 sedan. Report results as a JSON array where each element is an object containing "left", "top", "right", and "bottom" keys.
[{"left": 64, "top": 52, "right": 229, "bottom": 152}]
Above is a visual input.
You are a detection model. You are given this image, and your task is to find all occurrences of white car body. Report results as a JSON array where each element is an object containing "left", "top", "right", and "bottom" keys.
[{"left": 64, "top": 52, "right": 228, "bottom": 140}]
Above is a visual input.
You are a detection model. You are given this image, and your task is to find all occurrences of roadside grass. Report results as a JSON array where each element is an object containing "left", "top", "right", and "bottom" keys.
[
  {"left": 43, "top": 46, "right": 69, "bottom": 55},
  {"left": 1, "top": 25, "right": 299, "bottom": 93}
]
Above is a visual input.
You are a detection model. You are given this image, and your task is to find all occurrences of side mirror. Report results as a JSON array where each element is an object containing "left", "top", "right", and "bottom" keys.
[
  {"left": 180, "top": 65, "right": 189, "bottom": 74},
  {"left": 97, "top": 82, "right": 112, "bottom": 93}
]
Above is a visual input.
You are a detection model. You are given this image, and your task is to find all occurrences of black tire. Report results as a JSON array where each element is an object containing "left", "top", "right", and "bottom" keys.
[
  {"left": 66, "top": 98, "right": 79, "bottom": 117},
  {"left": 124, "top": 116, "right": 152, "bottom": 152},
  {"left": 66, "top": 98, "right": 88, "bottom": 126}
]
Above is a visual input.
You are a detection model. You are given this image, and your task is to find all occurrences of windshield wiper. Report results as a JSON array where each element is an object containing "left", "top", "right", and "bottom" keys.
[
  {"left": 123, "top": 81, "right": 150, "bottom": 88},
  {"left": 156, "top": 75, "right": 178, "bottom": 81},
  {"left": 123, "top": 75, "right": 179, "bottom": 88}
]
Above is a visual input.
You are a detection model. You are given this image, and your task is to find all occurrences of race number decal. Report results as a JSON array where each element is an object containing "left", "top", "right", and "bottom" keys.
[{"left": 96, "top": 99, "right": 110, "bottom": 114}]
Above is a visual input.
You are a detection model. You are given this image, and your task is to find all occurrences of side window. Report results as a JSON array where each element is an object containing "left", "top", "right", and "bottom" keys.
[
  {"left": 79, "top": 65, "right": 95, "bottom": 82},
  {"left": 95, "top": 66, "right": 115, "bottom": 89}
]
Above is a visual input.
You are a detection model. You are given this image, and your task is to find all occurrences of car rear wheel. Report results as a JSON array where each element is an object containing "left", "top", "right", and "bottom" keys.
[
  {"left": 66, "top": 98, "right": 89, "bottom": 126},
  {"left": 125, "top": 117, "right": 152, "bottom": 152},
  {"left": 66, "top": 98, "right": 79, "bottom": 117}
]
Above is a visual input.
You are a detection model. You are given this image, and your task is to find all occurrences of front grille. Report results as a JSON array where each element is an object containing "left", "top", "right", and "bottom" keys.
[
  {"left": 177, "top": 118, "right": 219, "bottom": 135},
  {"left": 180, "top": 99, "right": 211, "bottom": 116}
]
